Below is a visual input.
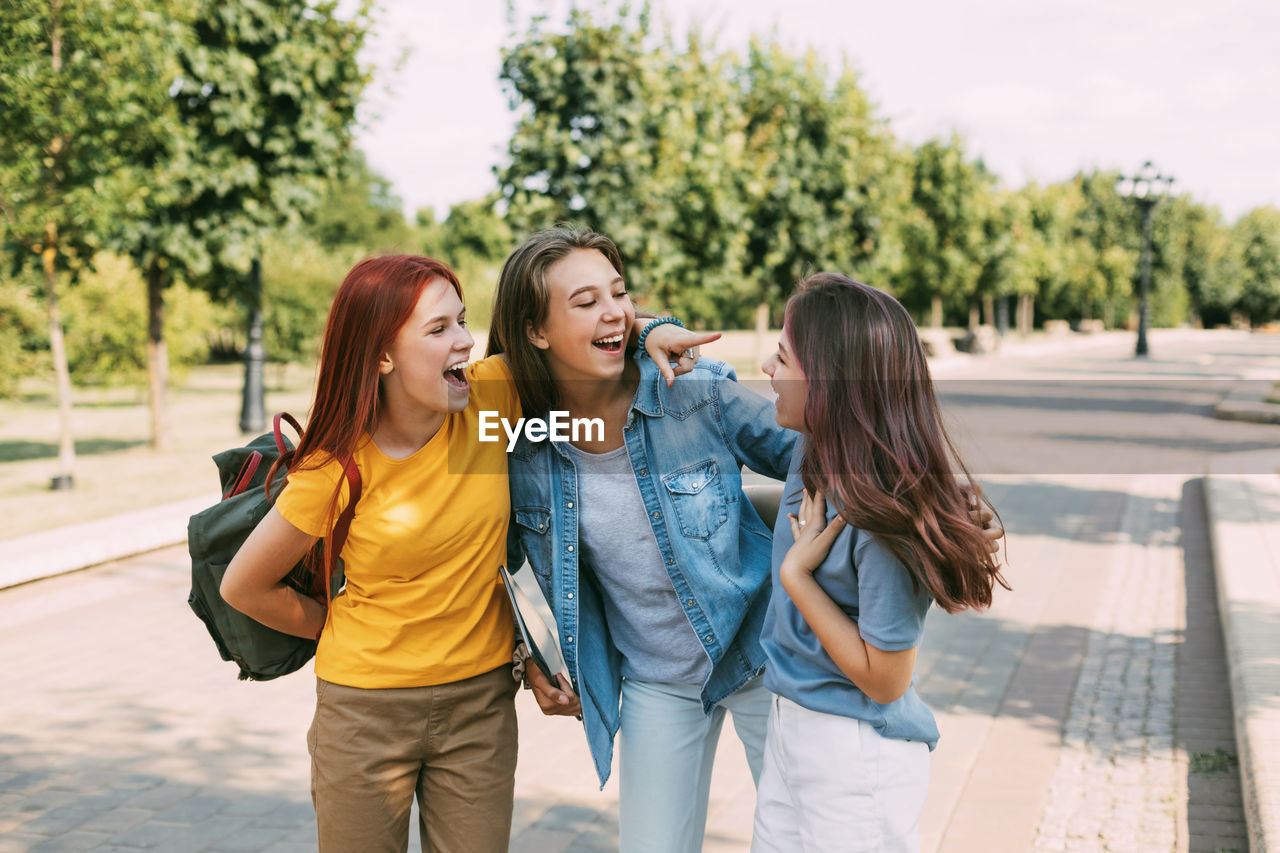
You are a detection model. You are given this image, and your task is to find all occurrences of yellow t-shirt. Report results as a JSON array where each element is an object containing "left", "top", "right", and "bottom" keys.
[{"left": 275, "top": 355, "right": 520, "bottom": 688}]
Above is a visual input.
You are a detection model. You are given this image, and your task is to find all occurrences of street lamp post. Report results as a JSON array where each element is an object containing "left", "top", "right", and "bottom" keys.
[
  {"left": 238, "top": 257, "right": 267, "bottom": 434},
  {"left": 1115, "top": 161, "right": 1174, "bottom": 358}
]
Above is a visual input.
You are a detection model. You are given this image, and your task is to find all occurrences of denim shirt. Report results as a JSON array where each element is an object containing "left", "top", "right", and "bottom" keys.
[{"left": 506, "top": 356, "right": 798, "bottom": 786}]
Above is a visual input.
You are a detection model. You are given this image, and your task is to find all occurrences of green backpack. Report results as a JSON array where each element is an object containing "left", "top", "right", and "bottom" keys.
[{"left": 187, "top": 413, "right": 360, "bottom": 681}]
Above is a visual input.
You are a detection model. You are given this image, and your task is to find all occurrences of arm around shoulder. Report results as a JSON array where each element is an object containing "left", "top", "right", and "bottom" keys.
[{"left": 221, "top": 506, "right": 326, "bottom": 640}]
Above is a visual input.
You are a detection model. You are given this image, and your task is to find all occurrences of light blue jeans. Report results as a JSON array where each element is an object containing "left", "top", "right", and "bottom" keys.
[{"left": 618, "top": 675, "right": 770, "bottom": 853}]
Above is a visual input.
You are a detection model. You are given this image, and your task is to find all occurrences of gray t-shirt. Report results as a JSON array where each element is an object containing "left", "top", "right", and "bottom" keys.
[{"left": 565, "top": 443, "right": 709, "bottom": 685}]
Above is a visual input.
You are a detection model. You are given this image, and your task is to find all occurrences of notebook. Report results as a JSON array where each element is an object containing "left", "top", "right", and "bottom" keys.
[{"left": 499, "top": 563, "right": 569, "bottom": 683}]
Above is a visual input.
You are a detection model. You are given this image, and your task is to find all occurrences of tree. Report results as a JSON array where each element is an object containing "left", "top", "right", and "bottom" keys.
[
  {"left": 1072, "top": 171, "right": 1138, "bottom": 329},
  {"left": 737, "top": 40, "right": 902, "bottom": 327},
  {"left": 499, "top": 3, "right": 717, "bottom": 315},
  {"left": 498, "top": 5, "right": 898, "bottom": 328},
  {"left": 897, "top": 136, "right": 992, "bottom": 327},
  {"left": 0, "top": 0, "right": 175, "bottom": 486},
  {"left": 1232, "top": 207, "right": 1280, "bottom": 327},
  {"left": 150, "top": 0, "right": 372, "bottom": 434},
  {"left": 306, "top": 150, "right": 411, "bottom": 251}
]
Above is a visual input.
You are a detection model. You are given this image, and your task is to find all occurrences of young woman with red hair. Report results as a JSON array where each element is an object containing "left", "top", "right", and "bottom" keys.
[
  {"left": 753, "top": 273, "right": 1009, "bottom": 853},
  {"left": 220, "top": 254, "right": 702, "bottom": 853}
]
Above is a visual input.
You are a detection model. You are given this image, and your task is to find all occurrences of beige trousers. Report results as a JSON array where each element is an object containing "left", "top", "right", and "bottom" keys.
[{"left": 307, "top": 666, "right": 518, "bottom": 853}]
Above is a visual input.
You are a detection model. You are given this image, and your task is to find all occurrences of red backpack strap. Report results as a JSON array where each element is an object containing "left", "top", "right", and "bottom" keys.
[
  {"left": 273, "top": 412, "right": 304, "bottom": 456},
  {"left": 314, "top": 456, "right": 362, "bottom": 638},
  {"left": 223, "top": 451, "right": 263, "bottom": 500}
]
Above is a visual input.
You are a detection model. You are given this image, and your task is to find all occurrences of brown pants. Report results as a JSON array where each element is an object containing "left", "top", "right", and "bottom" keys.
[{"left": 307, "top": 666, "right": 518, "bottom": 853}]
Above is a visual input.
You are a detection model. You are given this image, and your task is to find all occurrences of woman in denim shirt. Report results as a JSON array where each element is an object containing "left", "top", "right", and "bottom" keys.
[{"left": 487, "top": 226, "right": 797, "bottom": 853}]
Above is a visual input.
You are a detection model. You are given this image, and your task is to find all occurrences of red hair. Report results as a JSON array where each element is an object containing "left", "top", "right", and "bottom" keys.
[
  {"left": 265, "top": 255, "right": 462, "bottom": 545},
  {"left": 785, "top": 273, "right": 1008, "bottom": 613}
]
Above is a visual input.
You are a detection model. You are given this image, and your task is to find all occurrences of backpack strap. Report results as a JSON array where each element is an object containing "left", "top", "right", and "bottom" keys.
[
  {"left": 271, "top": 411, "right": 363, "bottom": 640},
  {"left": 224, "top": 451, "right": 263, "bottom": 500},
  {"left": 316, "top": 459, "right": 362, "bottom": 633},
  {"left": 273, "top": 412, "right": 304, "bottom": 456}
]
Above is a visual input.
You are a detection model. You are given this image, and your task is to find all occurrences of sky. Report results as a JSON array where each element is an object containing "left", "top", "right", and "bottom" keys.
[{"left": 353, "top": 0, "right": 1280, "bottom": 224}]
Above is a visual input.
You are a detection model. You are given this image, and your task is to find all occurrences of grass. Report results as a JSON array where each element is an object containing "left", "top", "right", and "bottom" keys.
[
  {"left": 1189, "top": 748, "right": 1239, "bottom": 774},
  {"left": 0, "top": 362, "right": 315, "bottom": 541}
]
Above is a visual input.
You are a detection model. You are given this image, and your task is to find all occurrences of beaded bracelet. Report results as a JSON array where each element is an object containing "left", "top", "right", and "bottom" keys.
[{"left": 635, "top": 316, "right": 686, "bottom": 353}]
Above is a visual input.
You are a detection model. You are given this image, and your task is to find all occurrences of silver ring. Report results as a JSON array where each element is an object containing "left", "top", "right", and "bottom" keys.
[{"left": 798, "top": 520, "right": 807, "bottom": 529}]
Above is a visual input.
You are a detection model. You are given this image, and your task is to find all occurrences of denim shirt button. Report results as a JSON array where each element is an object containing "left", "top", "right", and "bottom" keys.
[
  {"left": 567, "top": 592, "right": 574, "bottom": 599},
  {"left": 652, "top": 511, "right": 661, "bottom": 519},
  {"left": 567, "top": 501, "right": 574, "bottom": 509},
  {"left": 567, "top": 636, "right": 574, "bottom": 643},
  {"left": 704, "top": 635, "right": 713, "bottom": 643},
  {"left": 567, "top": 545, "right": 574, "bottom": 552},
  {"left": 638, "top": 469, "right": 648, "bottom": 477},
  {"left": 666, "top": 557, "right": 674, "bottom": 565},
  {"left": 686, "top": 599, "right": 694, "bottom": 606}
]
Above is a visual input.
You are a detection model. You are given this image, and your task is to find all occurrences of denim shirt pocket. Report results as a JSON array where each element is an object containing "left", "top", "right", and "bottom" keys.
[
  {"left": 661, "top": 459, "right": 729, "bottom": 540},
  {"left": 513, "top": 507, "right": 554, "bottom": 579}
]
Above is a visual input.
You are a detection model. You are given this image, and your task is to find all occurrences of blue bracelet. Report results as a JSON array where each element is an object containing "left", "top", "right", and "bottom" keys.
[{"left": 636, "top": 316, "right": 686, "bottom": 353}]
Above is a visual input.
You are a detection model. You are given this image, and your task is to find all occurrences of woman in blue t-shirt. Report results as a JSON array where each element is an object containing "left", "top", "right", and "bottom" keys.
[{"left": 753, "top": 273, "right": 1009, "bottom": 853}]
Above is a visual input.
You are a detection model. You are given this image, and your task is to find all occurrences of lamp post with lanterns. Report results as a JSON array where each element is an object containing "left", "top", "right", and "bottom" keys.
[{"left": 1115, "top": 161, "right": 1174, "bottom": 357}]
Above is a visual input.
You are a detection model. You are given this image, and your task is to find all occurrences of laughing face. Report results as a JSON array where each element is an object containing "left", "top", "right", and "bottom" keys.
[
  {"left": 379, "top": 276, "right": 474, "bottom": 417},
  {"left": 761, "top": 322, "right": 808, "bottom": 432},
  {"left": 528, "top": 248, "right": 634, "bottom": 384}
]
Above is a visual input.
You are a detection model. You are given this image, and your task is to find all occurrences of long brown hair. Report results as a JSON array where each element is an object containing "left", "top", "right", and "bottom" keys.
[
  {"left": 786, "top": 273, "right": 1008, "bottom": 612},
  {"left": 266, "top": 255, "right": 463, "bottom": 554},
  {"left": 486, "top": 225, "right": 625, "bottom": 416}
]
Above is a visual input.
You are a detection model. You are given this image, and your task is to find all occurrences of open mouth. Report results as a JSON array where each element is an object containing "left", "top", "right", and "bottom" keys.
[
  {"left": 592, "top": 333, "right": 624, "bottom": 354},
  {"left": 444, "top": 362, "right": 469, "bottom": 390}
]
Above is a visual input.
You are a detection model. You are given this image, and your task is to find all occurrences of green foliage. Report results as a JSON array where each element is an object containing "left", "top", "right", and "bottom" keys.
[
  {"left": 498, "top": 4, "right": 898, "bottom": 327},
  {"left": 1167, "top": 200, "right": 1240, "bottom": 327},
  {"left": 435, "top": 196, "right": 513, "bottom": 267},
  {"left": 0, "top": 272, "right": 46, "bottom": 397},
  {"left": 0, "top": 0, "right": 176, "bottom": 275},
  {"left": 305, "top": 150, "right": 412, "bottom": 251},
  {"left": 1232, "top": 206, "right": 1280, "bottom": 326},
  {"left": 896, "top": 136, "right": 992, "bottom": 322},
  {"left": 151, "top": 0, "right": 374, "bottom": 298},
  {"left": 59, "top": 253, "right": 223, "bottom": 385},
  {"left": 1189, "top": 748, "right": 1238, "bottom": 774},
  {"left": 1071, "top": 171, "right": 1139, "bottom": 327},
  {"left": 495, "top": 4, "right": 1280, "bottom": 332},
  {"left": 258, "top": 235, "right": 360, "bottom": 364},
  {"left": 738, "top": 41, "right": 903, "bottom": 325}
]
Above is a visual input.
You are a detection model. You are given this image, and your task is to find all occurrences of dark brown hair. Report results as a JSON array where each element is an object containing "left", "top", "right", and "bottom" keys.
[
  {"left": 486, "top": 225, "right": 625, "bottom": 416},
  {"left": 786, "top": 273, "right": 1008, "bottom": 612}
]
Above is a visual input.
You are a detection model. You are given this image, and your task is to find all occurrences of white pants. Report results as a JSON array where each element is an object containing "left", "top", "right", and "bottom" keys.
[
  {"left": 617, "top": 675, "right": 770, "bottom": 853},
  {"left": 752, "top": 694, "right": 930, "bottom": 853}
]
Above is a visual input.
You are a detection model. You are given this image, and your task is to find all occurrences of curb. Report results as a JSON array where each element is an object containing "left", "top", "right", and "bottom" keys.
[
  {"left": 1205, "top": 450, "right": 1280, "bottom": 853},
  {"left": 2, "top": 493, "right": 217, "bottom": 590},
  {"left": 1215, "top": 381, "right": 1280, "bottom": 425}
]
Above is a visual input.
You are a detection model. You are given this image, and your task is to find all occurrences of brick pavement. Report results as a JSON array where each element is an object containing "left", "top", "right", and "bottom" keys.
[{"left": 2, "top": 469, "right": 1251, "bottom": 852}]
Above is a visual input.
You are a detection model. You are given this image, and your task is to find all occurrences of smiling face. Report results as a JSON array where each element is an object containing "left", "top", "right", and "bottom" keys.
[
  {"left": 527, "top": 248, "right": 634, "bottom": 384},
  {"left": 761, "top": 322, "right": 808, "bottom": 432},
  {"left": 379, "top": 276, "right": 474, "bottom": 417}
]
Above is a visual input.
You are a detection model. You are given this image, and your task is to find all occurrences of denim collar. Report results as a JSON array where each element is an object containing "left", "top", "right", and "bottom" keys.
[
  {"left": 628, "top": 354, "right": 666, "bottom": 419},
  {"left": 511, "top": 354, "right": 668, "bottom": 462}
]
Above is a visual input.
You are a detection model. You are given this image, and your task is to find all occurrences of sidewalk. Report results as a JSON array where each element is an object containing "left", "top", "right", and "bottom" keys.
[{"left": 1205, "top": 448, "right": 1280, "bottom": 851}]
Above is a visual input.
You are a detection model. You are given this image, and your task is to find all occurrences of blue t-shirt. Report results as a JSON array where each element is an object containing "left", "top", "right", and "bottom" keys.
[{"left": 760, "top": 442, "right": 940, "bottom": 750}]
